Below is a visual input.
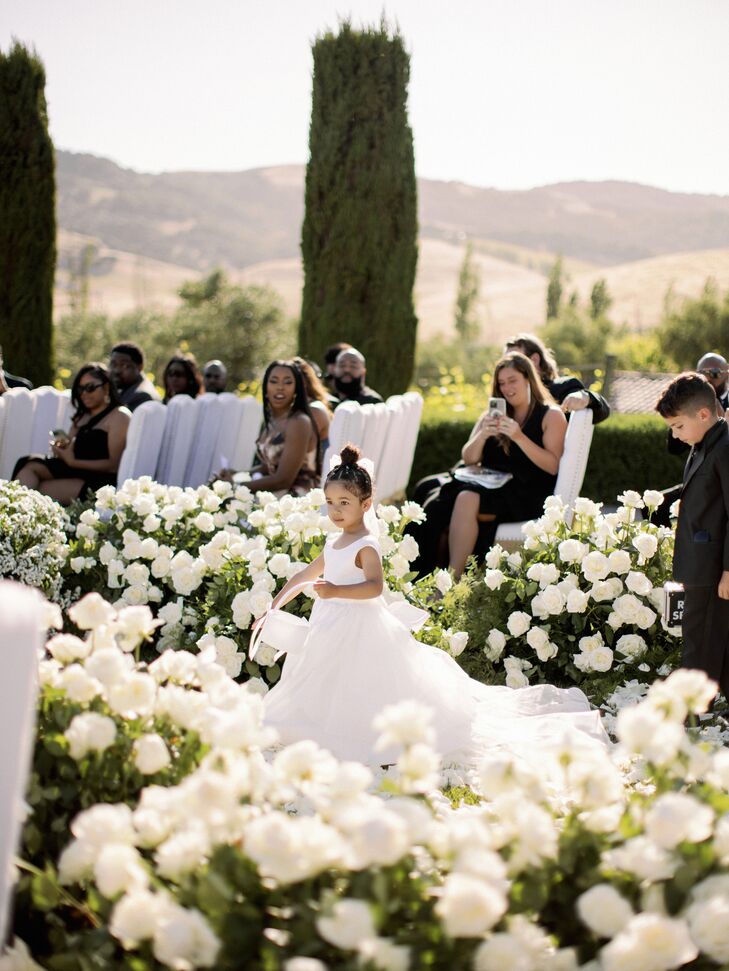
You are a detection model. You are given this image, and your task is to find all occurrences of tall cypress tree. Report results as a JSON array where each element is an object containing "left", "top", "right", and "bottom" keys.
[
  {"left": 299, "top": 20, "right": 418, "bottom": 398},
  {"left": 0, "top": 42, "right": 56, "bottom": 386}
]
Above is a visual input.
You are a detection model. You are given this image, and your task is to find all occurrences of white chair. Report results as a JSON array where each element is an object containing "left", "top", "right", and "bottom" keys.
[
  {"left": 0, "top": 582, "right": 43, "bottom": 946},
  {"left": 183, "top": 394, "right": 225, "bottom": 488},
  {"left": 391, "top": 392, "right": 424, "bottom": 498},
  {"left": 28, "top": 387, "right": 72, "bottom": 456},
  {"left": 494, "top": 409, "right": 594, "bottom": 542},
  {"left": 359, "top": 402, "right": 391, "bottom": 478},
  {"left": 230, "top": 396, "right": 263, "bottom": 472},
  {"left": 375, "top": 395, "right": 406, "bottom": 502},
  {"left": 117, "top": 401, "right": 168, "bottom": 485},
  {"left": 212, "top": 394, "right": 251, "bottom": 477},
  {"left": 321, "top": 401, "right": 367, "bottom": 483},
  {"left": 154, "top": 395, "right": 198, "bottom": 487},
  {"left": 0, "top": 389, "right": 35, "bottom": 480}
]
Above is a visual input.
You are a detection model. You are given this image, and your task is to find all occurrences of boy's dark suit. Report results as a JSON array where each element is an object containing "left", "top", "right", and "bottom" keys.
[{"left": 673, "top": 419, "right": 729, "bottom": 697}]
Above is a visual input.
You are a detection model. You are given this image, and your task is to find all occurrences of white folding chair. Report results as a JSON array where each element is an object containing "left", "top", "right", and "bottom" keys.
[
  {"left": 390, "top": 392, "right": 424, "bottom": 497},
  {"left": 0, "top": 389, "right": 36, "bottom": 480},
  {"left": 375, "top": 395, "right": 406, "bottom": 502},
  {"left": 0, "top": 582, "right": 42, "bottom": 946},
  {"left": 359, "top": 402, "right": 391, "bottom": 473},
  {"left": 154, "top": 395, "right": 198, "bottom": 486},
  {"left": 321, "top": 401, "right": 367, "bottom": 484},
  {"left": 230, "top": 396, "right": 263, "bottom": 472},
  {"left": 494, "top": 409, "right": 594, "bottom": 542},
  {"left": 28, "top": 387, "right": 73, "bottom": 456},
  {"left": 210, "top": 394, "right": 248, "bottom": 477},
  {"left": 117, "top": 401, "right": 168, "bottom": 486},
  {"left": 182, "top": 394, "right": 224, "bottom": 488}
]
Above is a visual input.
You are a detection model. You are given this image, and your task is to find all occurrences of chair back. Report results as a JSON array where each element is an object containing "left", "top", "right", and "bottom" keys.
[
  {"left": 28, "top": 387, "right": 72, "bottom": 456},
  {"left": 359, "top": 402, "right": 391, "bottom": 475},
  {"left": 117, "top": 401, "right": 168, "bottom": 485},
  {"left": 154, "top": 395, "right": 198, "bottom": 486},
  {"left": 231, "top": 396, "right": 264, "bottom": 472},
  {"left": 320, "top": 401, "right": 367, "bottom": 484},
  {"left": 0, "top": 389, "right": 35, "bottom": 480}
]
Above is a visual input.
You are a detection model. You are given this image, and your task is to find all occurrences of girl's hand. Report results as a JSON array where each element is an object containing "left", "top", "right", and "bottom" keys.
[
  {"left": 496, "top": 416, "right": 523, "bottom": 441},
  {"left": 313, "top": 579, "right": 339, "bottom": 600},
  {"left": 476, "top": 414, "right": 499, "bottom": 437}
]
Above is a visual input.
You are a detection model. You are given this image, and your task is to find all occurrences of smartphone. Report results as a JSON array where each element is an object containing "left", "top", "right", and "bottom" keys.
[
  {"left": 51, "top": 428, "right": 70, "bottom": 446},
  {"left": 488, "top": 397, "right": 507, "bottom": 418}
]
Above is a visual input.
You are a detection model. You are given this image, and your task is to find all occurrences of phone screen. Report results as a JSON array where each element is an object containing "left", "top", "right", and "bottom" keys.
[{"left": 488, "top": 397, "right": 507, "bottom": 418}]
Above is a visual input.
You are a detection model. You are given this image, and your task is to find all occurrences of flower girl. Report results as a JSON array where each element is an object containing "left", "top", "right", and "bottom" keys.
[{"left": 260, "top": 445, "right": 606, "bottom": 769}]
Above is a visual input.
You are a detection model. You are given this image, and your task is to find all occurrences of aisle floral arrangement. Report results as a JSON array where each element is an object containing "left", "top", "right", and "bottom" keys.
[
  {"left": 0, "top": 479, "right": 70, "bottom": 603},
  {"left": 9, "top": 592, "right": 729, "bottom": 971},
  {"left": 429, "top": 490, "right": 681, "bottom": 706}
]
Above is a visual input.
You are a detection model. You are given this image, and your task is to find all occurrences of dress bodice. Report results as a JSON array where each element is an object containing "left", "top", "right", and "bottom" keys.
[
  {"left": 323, "top": 534, "right": 381, "bottom": 587},
  {"left": 256, "top": 420, "right": 319, "bottom": 496},
  {"left": 480, "top": 401, "right": 557, "bottom": 498}
]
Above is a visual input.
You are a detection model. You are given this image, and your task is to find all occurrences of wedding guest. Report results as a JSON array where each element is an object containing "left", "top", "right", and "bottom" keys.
[
  {"left": 323, "top": 341, "right": 352, "bottom": 393},
  {"left": 218, "top": 359, "right": 320, "bottom": 497},
  {"left": 109, "top": 342, "right": 160, "bottom": 411},
  {"left": 408, "top": 352, "right": 566, "bottom": 577},
  {"left": 13, "top": 363, "right": 130, "bottom": 505},
  {"left": 203, "top": 359, "right": 228, "bottom": 394},
  {"left": 292, "top": 356, "right": 333, "bottom": 450},
  {"left": 333, "top": 348, "right": 384, "bottom": 406},
  {"left": 697, "top": 352, "right": 729, "bottom": 410},
  {"left": 162, "top": 353, "right": 202, "bottom": 403},
  {"left": 504, "top": 333, "right": 611, "bottom": 423}
]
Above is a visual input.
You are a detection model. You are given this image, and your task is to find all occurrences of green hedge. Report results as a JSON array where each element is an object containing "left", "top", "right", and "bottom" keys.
[{"left": 409, "top": 413, "right": 686, "bottom": 504}]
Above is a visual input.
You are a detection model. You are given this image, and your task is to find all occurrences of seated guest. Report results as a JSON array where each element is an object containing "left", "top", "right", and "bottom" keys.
[
  {"left": 0, "top": 347, "right": 33, "bottom": 393},
  {"left": 203, "top": 359, "right": 228, "bottom": 394},
  {"left": 292, "top": 356, "right": 333, "bottom": 450},
  {"left": 13, "top": 363, "right": 130, "bottom": 505},
  {"left": 697, "top": 352, "right": 729, "bottom": 410},
  {"left": 162, "top": 353, "right": 203, "bottom": 403},
  {"left": 109, "top": 342, "right": 160, "bottom": 411},
  {"left": 219, "top": 359, "right": 320, "bottom": 497},
  {"left": 408, "top": 352, "right": 566, "bottom": 578},
  {"left": 504, "top": 333, "right": 611, "bottom": 423},
  {"left": 333, "top": 348, "right": 384, "bottom": 406},
  {"left": 323, "top": 341, "right": 352, "bottom": 393}
]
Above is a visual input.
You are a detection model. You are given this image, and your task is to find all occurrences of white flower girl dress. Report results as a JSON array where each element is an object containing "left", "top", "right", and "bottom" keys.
[{"left": 263, "top": 533, "right": 607, "bottom": 769}]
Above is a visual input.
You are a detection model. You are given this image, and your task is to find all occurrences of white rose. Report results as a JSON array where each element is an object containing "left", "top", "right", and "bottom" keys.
[
  {"left": 577, "top": 884, "right": 634, "bottom": 939},
  {"left": 600, "top": 914, "right": 697, "bottom": 971},
  {"left": 192, "top": 512, "right": 215, "bottom": 533},
  {"left": 68, "top": 593, "right": 116, "bottom": 631},
  {"left": 485, "top": 545, "right": 505, "bottom": 569},
  {"left": 589, "top": 645, "right": 614, "bottom": 671},
  {"left": 316, "top": 899, "right": 376, "bottom": 950},
  {"left": 602, "top": 836, "right": 678, "bottom": 881},
  {"left": 506, "top": 551, "right": 522, "bottom": 569},
  {"left": 267, "top": 552, "right": 291, "bottom": 578},
  {"left": 152, "top": 904, "right": 221, "bottom": 969},
  {"left": 506, "top": 611, "right": 531, "bottom": 637},
  {"left": 566, "top": 589, "right": 589, "bottom": 613},
  {"left": 94, "top": 844, "right": 148, "bottom": 899},
  {"left": 115, "top": 605, "right": 158, "bottom": 652},
  {"left": 84, "top": 648, "right": 134, "bottom": 688},
  {"left": 535, "top": 640, "right": 558, "bottom": 662},
  {"left": 99, "top": 541, "right": 117, "bottom": 566},
  {"left": 485, "top": 629, "right": 507, "bottom": 661},
  {"left": 373, "top": 700, "right": 435, "bottom": 750},
  {"left": 558, "top": 539, "right": 587, "bottom": 564},
  {"left": 607, "top": 549, "right": 632, "bottom": 575},
  {"left": 396, "top": 743, "right": 440, "bottom": 794},
  {"left": 231, "top": 590, "right": 252, "bottom": 628},
  {"left": 134, "top": 734, "right": 171, "bottom": 775},
  {"left": 65, "top": 713, "right": 117, "bottom": 760},
  {"left": 284, "top": 960, "right": 328, "bottom": 971},
  {"left": 581, "top": 550, "right": 610, "bottom": 582},
  {"left": 434, "top": 570, "right": 453, "bottom": 595},
  {"left": 473, "top": 934, "right": 530, "bottom": 971},
  {"left": 357, "top": 938, "right": 410, "bottom": 971},
  {"left": 525, "top": 626, "right": 549, "bottom": 651},
  {"left": 618, "top": 489, "right": 644, "bottom": 508},
  {"left": 435, "top": 873, "right": 507, "bottom": 937},
  {"left": 400, "top": 500, "right": 425, "bottom": 523},
  {"left": 687, "top": 894, "right": 729, "bottom": 964},
  {"left": 615, "top": 633, "right": 647, "bottom": 660},
  {"left": 632, "top": 533, "right": 658, "bottom": 561},
  {"left": 446, "top": 630, "right": 469, "bottom": 657},
  {"left": 625, "top": 571, "right": 652, "bottom": 596},
  {"left": 107, "top": 673, "right": 157, "bottom": 719},
  {"left": 484, "top": 569, "right": 506, "bottom": 590},
  {"left": 537, "top": 584, "right": 566, "bottom": 615},
  {"left": 47, "top": 633, "right": 91, "bottom": 664},
  {"left": 59, "top": 664, "right": 102, "bottom": 704},
  {"left": 388, "top": 553, "right": 409, "bottom": 579},
  {"left": 644, "top": 792, "right": 714, "bottom": 849},
  {"left": 505, "top": 667, "right": 529, "bottom": 689},
  {"left": 398, "top": 534, "right": 419, "bottom": 562},
  {"left": 642, "top": 489, "right": 665, "bottom": 510},
  {"left": 110, "top": 889, "right": 166, "bottom": 947}
]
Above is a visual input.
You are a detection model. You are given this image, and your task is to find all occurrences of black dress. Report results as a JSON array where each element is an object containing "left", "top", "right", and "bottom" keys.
[
  {"left": 409, "top": 403, "right": 557, "bottom": 575},
  {"left": 12, "top": 405, "right": 120, "bottom": 499}
]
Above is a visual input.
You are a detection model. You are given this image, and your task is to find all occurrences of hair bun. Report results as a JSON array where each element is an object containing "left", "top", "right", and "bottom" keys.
[{"left": 339, "top": 443, "right": 361, "bottom": 466}]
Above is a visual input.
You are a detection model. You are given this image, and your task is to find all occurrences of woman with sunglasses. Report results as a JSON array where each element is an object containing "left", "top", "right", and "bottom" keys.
[
  {"left": 13, "top": 363, "right": 131, "bottom": 505},
  {"left": 162, "top": 353, "right": 202, "bottom": 403}
]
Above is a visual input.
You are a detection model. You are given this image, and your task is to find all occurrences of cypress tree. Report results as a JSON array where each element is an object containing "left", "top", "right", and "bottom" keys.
[
  {"left": 299, "top": 20, "right": 418, "bottom": 397},
  {"left": 0, "top": 42, "right": 56, "bottom": 386}
]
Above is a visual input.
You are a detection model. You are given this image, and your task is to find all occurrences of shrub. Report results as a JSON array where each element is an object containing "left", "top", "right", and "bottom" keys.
[{"left": 0, "top": 480, "right": 69, "bottom": 601}]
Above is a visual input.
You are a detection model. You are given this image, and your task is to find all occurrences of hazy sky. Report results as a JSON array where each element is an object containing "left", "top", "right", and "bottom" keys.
[{"left": 3, "top": 0, "right": 729, "bottom": 194}]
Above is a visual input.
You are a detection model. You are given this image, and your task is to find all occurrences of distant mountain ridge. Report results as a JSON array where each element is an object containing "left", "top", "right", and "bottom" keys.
[{"left": 57, "top": 150, "right": 729, "bottom": 270}]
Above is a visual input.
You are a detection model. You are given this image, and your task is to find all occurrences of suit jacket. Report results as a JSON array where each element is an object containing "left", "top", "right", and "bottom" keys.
[
  {"left": 118, "top": 375, "right": 160, "bottom": 412},
  {"left": 673, "top": 419, "right": 729, "bottom": 586},
  {"left": 545, "top": 376, "right": 611, "bottom": 425},
  {"left": 3, "top": 370, "right": 33, "bottom": 391}
]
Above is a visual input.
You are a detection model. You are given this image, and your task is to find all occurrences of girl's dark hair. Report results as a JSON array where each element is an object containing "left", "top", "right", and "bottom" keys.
[
  {"left": 261, "top": 359, "right": 321, "bottom": 474},
  {"left": 292, "top": 356, "right": 332, "bottom": 412},
  {"left": 325, "top": 443, "right": 373, "bottom": 499},
  {"left": 71, "top": 363, "right": 121, "bottom": 421},
  {"left": 504, "top": 332, "right": 559, "bottom": 383},
  {"left": 162, "top": 353, "right": 202, "bottom": 402}
]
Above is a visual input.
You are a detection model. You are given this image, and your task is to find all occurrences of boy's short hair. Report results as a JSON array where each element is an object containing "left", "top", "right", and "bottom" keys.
[
  {"left": 111, "top": 342, "right": 144, "bottom": 368},
  {"left": 656, "top": 372, "right": 717, "bottom": 418}
]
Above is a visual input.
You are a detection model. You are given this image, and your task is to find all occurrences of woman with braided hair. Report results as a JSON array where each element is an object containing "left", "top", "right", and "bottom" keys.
[{"left": 258, "top": 445, "right": 607, "bottom": 773}]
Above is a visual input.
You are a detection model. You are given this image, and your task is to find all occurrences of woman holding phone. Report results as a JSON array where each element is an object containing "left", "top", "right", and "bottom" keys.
[
  {"left": 13, "top": 363, "right": 130, "bottom": 505},
  {"left": 409, "top": 352, "right": 566, "bottom": 577}
]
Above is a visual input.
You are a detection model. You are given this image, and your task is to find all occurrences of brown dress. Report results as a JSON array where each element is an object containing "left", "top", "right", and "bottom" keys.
[{"left": 256, "top": 420, "right": 319, "bottom": 497}]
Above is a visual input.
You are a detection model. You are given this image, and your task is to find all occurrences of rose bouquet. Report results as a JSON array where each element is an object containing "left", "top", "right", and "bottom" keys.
[{"left": 0, "top": 479, "right": 70, "bottom": 602}]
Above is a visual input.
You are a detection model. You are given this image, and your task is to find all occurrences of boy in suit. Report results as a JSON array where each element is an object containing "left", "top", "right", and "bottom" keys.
[{"left": 656, "top": 373, "right": 729, "bottom": 701}]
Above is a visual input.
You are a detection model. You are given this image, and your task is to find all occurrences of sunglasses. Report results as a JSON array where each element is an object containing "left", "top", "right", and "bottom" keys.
[
  {"left": 78, "top": 380, "right": 105, "bottom": 394},
  {"left": 700, "top": 368, "right": 727, "bottom": 379},
  {"left": 167, "top": 369, "right": 187, "bottom": 378}
]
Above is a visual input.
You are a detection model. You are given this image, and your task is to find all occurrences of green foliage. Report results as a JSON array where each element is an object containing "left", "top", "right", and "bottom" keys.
[
  {"left": 657, "top": 278, "right": 729, "bottom": 369},
  {"left": 609, "top": 329, "right": 675, "bottom": 372},
  {"left": 299, "top": 20, "right": 418, "bottom": 398},
  {"left": 589, "top": 278, "right": 612, "bottom": 319},
  {"left": 546, "top": 255, "right": 563, "bottom": 320},
  {"left": 54, "top": 271, "right": 292, "bottom": 388},
  {"left": 410, "top": 411, "right": 685, "bottom": 503},
  {"left": 541, "top": 302, "right": 614, "bottom": 368},
  {"left": 414, "top": 339, "right": 497, "bottom": 390},
  {"left": 454, "top": 242, "right": 480, "bottom": 343},
  {"left": 0, "top": 41, "right": 56, "bottom": 385}
]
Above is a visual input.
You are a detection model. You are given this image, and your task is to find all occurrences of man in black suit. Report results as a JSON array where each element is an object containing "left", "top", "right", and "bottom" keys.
[
  {"left": 656, "top": 373, "right": 729, "bottom": 701},
  {"left": 109, "top": 342, "right": 160, "bottom": 412},
  {"left": 332, "top": 348, "right": 384, "bottom": 406}
]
